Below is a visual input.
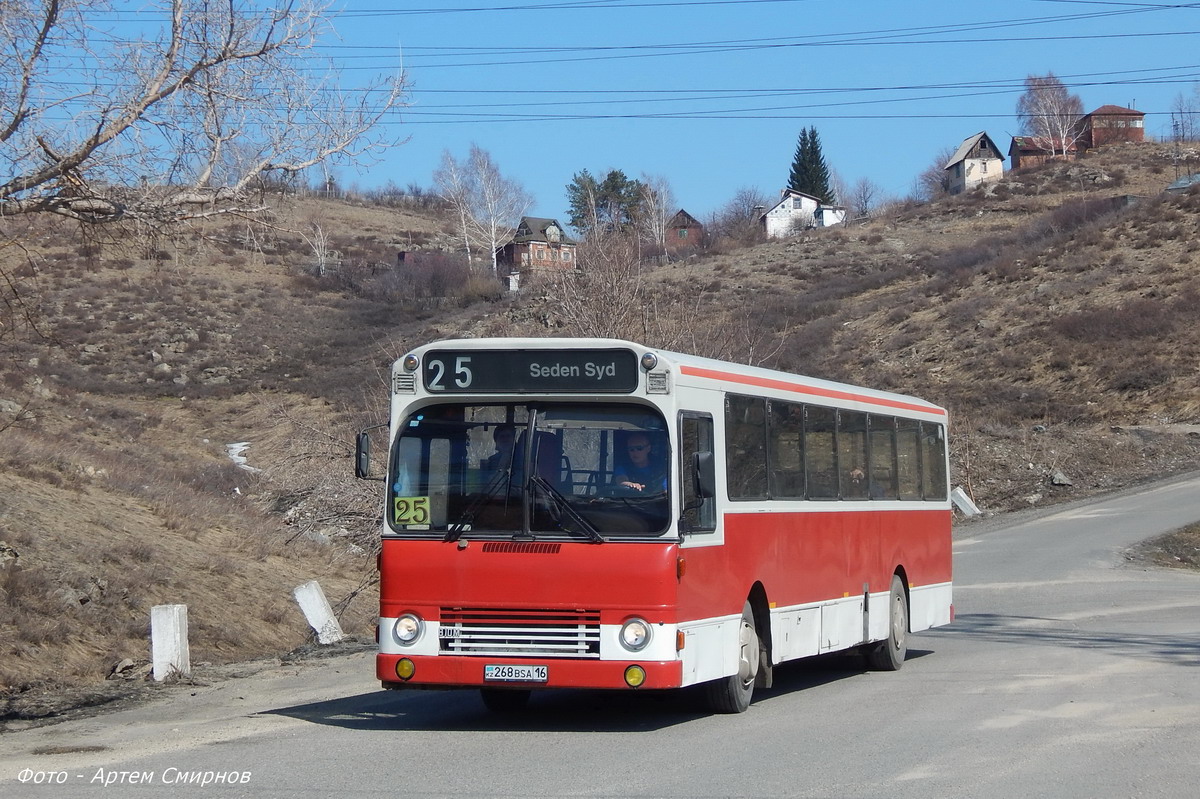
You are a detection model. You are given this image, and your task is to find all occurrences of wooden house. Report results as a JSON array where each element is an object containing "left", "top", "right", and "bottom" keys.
[
  {"left": 944, "top": 132, "right": 1005, "bottom": 195},
  {"left": 1008, "top": 136, "right": 1080, "bottom": 170},
  {"left": 665, "top": 209, "right": 704, "bottom": 253},
  {"left": 1079, "top": 105, "right": 1145, "bottom": 149},
  {"left": 497, "top": 217, "right": 576, "bottom": 271}
]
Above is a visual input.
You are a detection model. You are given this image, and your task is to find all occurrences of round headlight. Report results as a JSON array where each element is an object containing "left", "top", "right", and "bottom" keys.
[
  {"left": 394, "top": 614, "right": 423, "bottom": 645},
  {"left": 640, "top": 352, "right": 659, "bottom": 371},
  {"left": 402, "top": 353, "right": 419, "bottom": 373},
  {"left": 619, "top": 618, "right": 652, "bottom": 652}
]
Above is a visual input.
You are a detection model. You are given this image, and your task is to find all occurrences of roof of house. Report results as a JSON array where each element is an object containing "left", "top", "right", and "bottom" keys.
[
  {"left": 944, "top": 132, "right": 1004, "bottom": 169},
  {"left": 1009, "top": 135, "right": 1080, "bottom": 155},
  {"left": 1084, "top": 105, "right": 1144, "bottom": 118},
  {"left": 509, "top": 217, "right": 576, "bottom": 245},
  {"left": 779, "top": 188, "right": 823, "bottom": 202},
  {"left": 669, "top": 209, "right": 703, "bottom": 228}
]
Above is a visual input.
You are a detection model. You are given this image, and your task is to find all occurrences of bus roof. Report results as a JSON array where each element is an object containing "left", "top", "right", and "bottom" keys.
[{"left": 406, "top": 338, "right": 947, "bottom": 419}]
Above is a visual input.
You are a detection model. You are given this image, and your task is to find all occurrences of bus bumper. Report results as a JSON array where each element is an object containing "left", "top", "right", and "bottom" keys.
[{"left": 377, "top": 654, "right": 682, "bottom": 691}]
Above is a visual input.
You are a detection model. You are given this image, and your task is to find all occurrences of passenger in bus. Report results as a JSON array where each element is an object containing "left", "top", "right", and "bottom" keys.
[
  {"left": 848, "top": 467, "right": 884, "bottom": 499},
  {"left": 614, "top": 432, "right": 667, "bottom": 493},
  {"left": 483, "top": 425, "right": 517, "bottom": 473}
]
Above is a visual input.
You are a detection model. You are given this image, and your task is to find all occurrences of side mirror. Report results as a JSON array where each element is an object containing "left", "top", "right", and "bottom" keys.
[
  {"left": 355, "top": 431, "right": 372, "bottom": 479},
  {"left": 693, "top": 451, "right": 716, "bottom": 499}
]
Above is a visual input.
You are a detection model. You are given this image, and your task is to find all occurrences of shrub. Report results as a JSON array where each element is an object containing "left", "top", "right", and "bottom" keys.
[{"left": 1051, "top": 298, "right": 1175, "bottom": 342}]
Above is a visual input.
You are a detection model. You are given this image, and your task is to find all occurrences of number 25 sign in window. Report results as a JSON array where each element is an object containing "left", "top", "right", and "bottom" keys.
[{"left": 394, "top": 496, "right": 431, "bottom": 527}]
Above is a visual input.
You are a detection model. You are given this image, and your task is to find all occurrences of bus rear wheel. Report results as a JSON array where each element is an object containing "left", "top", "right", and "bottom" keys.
[
  {"left": 867, "top": 575, "right": 908, "bottom": 671},
  {"left": 704, "top": 602, "right": 759, "bottom": 714},
  {"left": 480, "top": 688, "right": 531, "bottom": 713}
]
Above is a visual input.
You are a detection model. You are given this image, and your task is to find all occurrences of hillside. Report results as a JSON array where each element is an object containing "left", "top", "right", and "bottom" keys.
[{"left": 2, "top": 141, "right": 1200, "bottom": 709}]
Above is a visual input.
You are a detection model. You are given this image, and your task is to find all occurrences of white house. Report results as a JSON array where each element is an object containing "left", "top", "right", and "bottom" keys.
[
  {"left": 761, "top": 189, "right": 845, "bottom": 238},
  {"left": 944, "top": 132, "right": 1004, "bottom": 195}
]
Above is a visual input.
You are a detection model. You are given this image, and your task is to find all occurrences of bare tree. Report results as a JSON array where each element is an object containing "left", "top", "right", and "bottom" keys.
[
  {"left": 0, "top": 0, "right": 408, "bottom": 225},
  {"left": 543, "top": 233, "right": 646, "bottom": 340},
  {"left": 434, "top": 146, "right": 532, "bottom": 275},
  {"left": 828, "top": 167, "right": 848, "bottom": 209},
  {"left": 708, "top": 186, "right": 770, "bottom": 245},
  {"left": 298, "top": 220, "right": 337, "bottom": 278},
  {"left": 848, "top": 177, "right": 883, "bottom": 220},
  {"left": 913, "top": 146, "right": 956, "bottom": 202},
  {"left": 1170, "top": 86, "right": 1200, "bottom": 142},
  {"left": 432, "top": 150, "right": 477, "bottom": 267},
  {"left": 1016, "top": 73, "right": 1085, "bottom": 157},
  {"left": 636, "top": 173, "right": 675, "bottom": 262},
  {"left": 467, "top": 146, "right": 532, "bottom": 276}
]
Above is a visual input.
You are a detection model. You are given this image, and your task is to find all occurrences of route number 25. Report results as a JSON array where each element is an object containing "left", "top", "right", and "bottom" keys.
[
  {"left": 427, "top": 357, "right": 472, "bottom": 390},
  {"left": 394, "top": 496, "right": 431, "bottom": 525}
]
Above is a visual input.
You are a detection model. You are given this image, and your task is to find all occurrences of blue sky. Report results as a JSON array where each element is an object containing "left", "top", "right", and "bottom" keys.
[{"left": 328, "top": 1, "right": 1200, "bottom": 221}]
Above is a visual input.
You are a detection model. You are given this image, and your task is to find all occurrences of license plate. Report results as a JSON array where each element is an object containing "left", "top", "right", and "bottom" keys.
[{"left": 484, "top": 664, "right": 548, "bottom": 683}]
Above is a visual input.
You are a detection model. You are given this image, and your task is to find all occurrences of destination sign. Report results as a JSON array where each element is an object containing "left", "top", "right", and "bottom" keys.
[{"left": 422, "top": 349, "right": 639, "bottom": 394}]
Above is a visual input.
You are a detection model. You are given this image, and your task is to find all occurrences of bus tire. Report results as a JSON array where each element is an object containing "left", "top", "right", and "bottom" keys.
[
  {"left": 867, "top": 575, "right": 908, "bottom": 671},
  {"left": 704, "top": 602, "right": 759, "bottom": 714},
  {"left": 480, "top": 688, "right": 531, "bottom": 713}
]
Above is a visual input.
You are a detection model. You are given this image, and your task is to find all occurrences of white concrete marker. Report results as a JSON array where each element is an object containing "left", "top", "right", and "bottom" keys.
[
  {"left": 150, "top": 604, "right": 191, "bottom": 681},
  {"left": 293, "top": 580, "right": 345, "bottom": 644},
  {"left": 951, "top": 486, "right": 982, "bottom": 517}
]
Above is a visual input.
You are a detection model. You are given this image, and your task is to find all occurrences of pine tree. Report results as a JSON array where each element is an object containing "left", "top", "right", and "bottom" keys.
[{"left": 787, "top": 126, "right": 833, "bottom": 204}]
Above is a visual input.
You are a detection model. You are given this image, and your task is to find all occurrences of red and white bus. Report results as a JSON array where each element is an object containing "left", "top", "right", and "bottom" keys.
[{"left": 356, "top": 338, "right": 952, "bottom": 713}]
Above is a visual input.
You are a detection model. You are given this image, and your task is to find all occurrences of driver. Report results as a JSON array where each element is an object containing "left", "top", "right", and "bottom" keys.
[{"left": 614, "top": 433, "right": 667, "bottom": 493}]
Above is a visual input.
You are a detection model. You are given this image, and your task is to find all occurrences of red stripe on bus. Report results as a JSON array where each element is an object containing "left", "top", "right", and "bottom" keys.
[{"left": 678, "top": 365, "right": 947, "bottom": 416}]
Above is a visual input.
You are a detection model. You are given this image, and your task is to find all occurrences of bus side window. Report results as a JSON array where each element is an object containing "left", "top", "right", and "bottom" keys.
[
  {"left": 679, "top": 413, "right": 716, "bottom": 533},
  {"left": 896, "top": 419, "right": 922, "bottom": 499},
  {"left": 804, "top": 405, "right": 838, "bottom": 499},
  {"left": 921, "top": 422, "right": 948, "bottom": 499},
  {"left": 768, "top": 400, "right": 805, "bottom": 499},
  {"left": 725, "top": 395, "right": 768, "bottom": 500},
  {"left": 838, "top": 410, "right": 869, "bottom": 499},
  {"left": 868, "top": 415, "right": 899, "bottom": 500}
]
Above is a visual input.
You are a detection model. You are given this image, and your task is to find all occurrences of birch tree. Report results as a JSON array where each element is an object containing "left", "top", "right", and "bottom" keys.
[
  {"left": 0, "top": 0, "right": 407, "bottom": 225},
  {"left": 433, "top": 150, "right": 477, "bottom": 267},
  {"left": 1016, "top": 73, "right": 1085, "bottom": 157},
  {"left": 637, "top": 173, "right": 675, "bottom": 261},
  {"left": 433, "top": 145, "right": 532, "bottom": 275},
  {"left": 468, "top": 146, "right": 532, "bottom": 276}
]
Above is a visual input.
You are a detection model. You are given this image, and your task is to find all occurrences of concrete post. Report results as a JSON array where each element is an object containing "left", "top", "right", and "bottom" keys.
[
  {"left": 293, "top": 580, "right": 345, "bottom": 645},
  {"left": 951, "top": 486, "right": 982, "bottom": 517},
  {"left": 150, "top": 604, "right": 191, "bottom": 681}
]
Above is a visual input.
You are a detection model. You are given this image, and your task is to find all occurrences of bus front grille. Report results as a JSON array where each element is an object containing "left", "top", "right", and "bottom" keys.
[{"left": 438, "top": 608, "right": 601, "bottom": 659}]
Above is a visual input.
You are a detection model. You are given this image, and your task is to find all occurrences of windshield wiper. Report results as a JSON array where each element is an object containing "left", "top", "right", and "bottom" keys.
[
  {"left": 530, "top": 475, "right": 604, "bottom": 543},
  {"left": 445, "top": 467, "right": 515, "bottom": 543}
]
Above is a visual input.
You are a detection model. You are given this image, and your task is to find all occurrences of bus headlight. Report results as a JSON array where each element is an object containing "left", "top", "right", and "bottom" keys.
[
  {"left": 393, "top": 614, "right": 424, "bottom": 645},
  {"left": 619, "top": 618, "right": 652, "bottom": 652},
  {"left": 402, "top": 353, "right": 419, "bottom": 372}
]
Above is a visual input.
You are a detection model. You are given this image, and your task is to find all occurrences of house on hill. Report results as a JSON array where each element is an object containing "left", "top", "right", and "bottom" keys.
[
  {"left": 1008, "top": 135, "right": 1080, "bottom": 170},
  {"left": 944, "top": 132, "right": 1004, "bottom": 195},
  {"left": 497, "top": 217, "right": 576, "bottom": 270},
  {"left": 665, "top": 209, "right": 704, "bottom": 253},
  {"left": 1079, "top": 105, "right": 1145, "bottom": 148},
  {"left": 760, "top": 189, "right": 845, "bottom": 238}
]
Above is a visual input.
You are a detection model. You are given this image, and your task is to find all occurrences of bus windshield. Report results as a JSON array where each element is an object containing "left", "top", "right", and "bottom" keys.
[{"left": 387, "top": 403, "right": 671, "bottom": 540}]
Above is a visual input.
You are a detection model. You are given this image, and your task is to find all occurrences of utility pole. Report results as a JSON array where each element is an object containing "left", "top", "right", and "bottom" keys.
[{"left": 1172, "top": 114, "right": 1182, "bottom": 181}]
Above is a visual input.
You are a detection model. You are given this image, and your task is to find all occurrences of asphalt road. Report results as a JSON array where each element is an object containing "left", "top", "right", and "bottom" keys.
[{"left": 3, "top": 472, "right": 1199, "bottom": 798}]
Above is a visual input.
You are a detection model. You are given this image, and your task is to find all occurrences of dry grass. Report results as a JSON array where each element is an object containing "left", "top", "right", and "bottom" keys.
[{"left": 1128, "top": 522, "right": 1200, "bottom": 570}]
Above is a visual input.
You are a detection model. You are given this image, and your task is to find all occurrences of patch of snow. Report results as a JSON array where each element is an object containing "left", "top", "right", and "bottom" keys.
[{"left": 226, "top": 442, "right": 262, "bottom": 473}]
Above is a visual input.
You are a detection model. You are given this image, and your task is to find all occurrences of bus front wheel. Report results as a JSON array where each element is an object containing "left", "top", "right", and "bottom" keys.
[
  {"left": 867, "top": 575, "right": 908, "bottom": 671},
  {"left": 704, "top": 602, "right": 759, "bottom": 714}
]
